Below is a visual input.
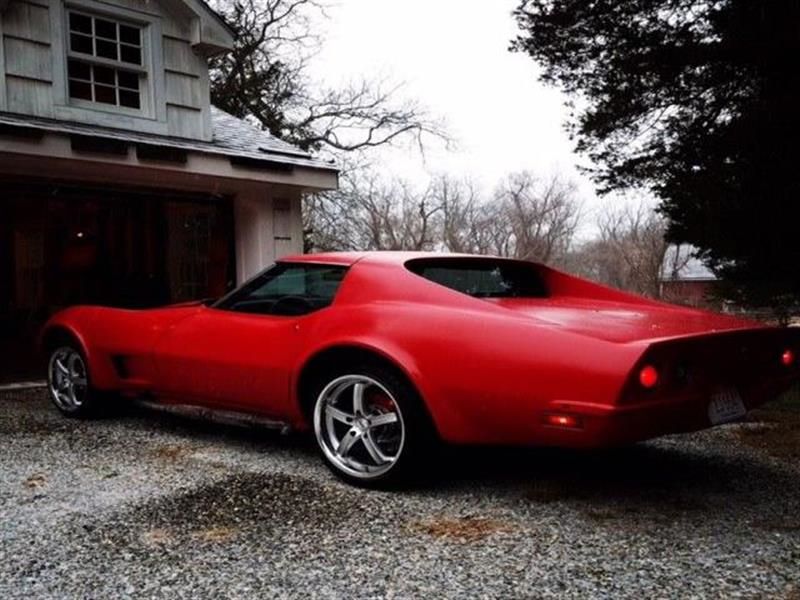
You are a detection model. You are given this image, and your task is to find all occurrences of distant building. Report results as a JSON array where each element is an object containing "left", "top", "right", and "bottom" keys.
[{"left": 660, "top": 246, "right": 719, "bottom": 307}]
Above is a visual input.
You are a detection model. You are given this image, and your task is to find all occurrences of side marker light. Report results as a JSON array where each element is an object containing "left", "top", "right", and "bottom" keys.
[{"left": 543, "top": 414, "right": 582, "bottom": 429}]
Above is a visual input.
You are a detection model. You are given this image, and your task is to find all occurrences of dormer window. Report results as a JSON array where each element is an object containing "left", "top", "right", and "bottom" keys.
[{"left": 66, "top": 11, "right": 146, "bottom": 111}]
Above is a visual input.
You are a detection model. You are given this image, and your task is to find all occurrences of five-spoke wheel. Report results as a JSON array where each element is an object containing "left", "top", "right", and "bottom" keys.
[
  {"left": 47, "top": 345, "right": 96, "bottom": 417},
  {"left": 310, "top": 362, "right": 437, "bottom": 487},
  {"left": 313, "top": 374, "right": 405, "bottom": 481}
]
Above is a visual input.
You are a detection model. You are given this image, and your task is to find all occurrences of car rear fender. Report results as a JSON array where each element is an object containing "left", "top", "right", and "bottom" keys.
[{"left": 290, "top": 337, "right": 434, "bottom": 430}]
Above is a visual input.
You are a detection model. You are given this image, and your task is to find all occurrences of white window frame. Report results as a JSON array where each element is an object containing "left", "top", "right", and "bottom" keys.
[
  {"left": 65, "top": 8, "right": 150, "bottom": 117},
  {"left": 51, "top": 0, "right": 165, "bottom": 129}
]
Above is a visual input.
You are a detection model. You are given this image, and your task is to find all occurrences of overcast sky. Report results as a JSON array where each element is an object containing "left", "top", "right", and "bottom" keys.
[{"left": 308, "top": 0, "right": 603, "bottom": 209}]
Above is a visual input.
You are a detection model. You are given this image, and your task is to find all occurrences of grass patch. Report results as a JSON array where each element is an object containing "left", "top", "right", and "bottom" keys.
[
  {"left": 409, "top": 515, "right": 511, "bottom": 542},
  {"left": 141, "top": 525, "right": 239, "bottom": 547},
  {"left": 786, "top": 585, "right": 800, "bottom": 600},
  {"left": 765, "top": 384, "right": 800, "bottom": 412},
  {"left": 141, "top": 528, "right": 174, "bottom": 546},
  {"left": 152, "top": 444, "right": 195, "bottom": 461},
  {"left": 23, "top": 473, "right": 47, "bottom": 489},
  {"left": 192, "top": 526, "right": 239, "bottom": 543},
  {"left": 737, "top": 388, "right": 800, "bottom": 460}
]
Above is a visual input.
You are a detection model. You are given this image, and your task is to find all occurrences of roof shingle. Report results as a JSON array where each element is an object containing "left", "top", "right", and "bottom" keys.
[{"left": 0, "top": 106, "right": 337, "bottom": 172}]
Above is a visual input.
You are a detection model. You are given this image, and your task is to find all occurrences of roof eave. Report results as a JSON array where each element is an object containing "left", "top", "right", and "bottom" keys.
[
  {"left": 160, "top": 0, "right": 235, "bottom": 57},
  {"left": 0, "top": 112, "right": 339, "bottom": 176},
  {"left": 190, "top": 16, "right": 234, "bottom": 58}
]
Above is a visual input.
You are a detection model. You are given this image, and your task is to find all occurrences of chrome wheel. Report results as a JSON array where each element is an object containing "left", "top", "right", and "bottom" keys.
[
  {"left": 313, "top": 374, "right": 405, "bottom": 480},
  {"left": 48, "top": 347, "right": 89, "bottom": 412}
]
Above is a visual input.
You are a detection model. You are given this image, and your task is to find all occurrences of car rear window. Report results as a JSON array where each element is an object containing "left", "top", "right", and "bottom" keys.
[{"left": 406, "top": 258, "right": 548, "bottom": 298}]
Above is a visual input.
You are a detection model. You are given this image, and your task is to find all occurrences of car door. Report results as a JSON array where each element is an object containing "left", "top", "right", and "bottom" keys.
[{"left": 152, "top": 262, "right": 348, "bottom": 416}]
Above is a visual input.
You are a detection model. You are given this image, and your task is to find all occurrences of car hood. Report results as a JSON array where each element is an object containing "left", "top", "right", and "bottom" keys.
[{"left": 487, "top": 297, "right": 760, "bottom": 344}]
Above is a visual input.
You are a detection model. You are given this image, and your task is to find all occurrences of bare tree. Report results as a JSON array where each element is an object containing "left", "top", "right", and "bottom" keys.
[
  {"left": 493, "top": 172, "right": 581, "bottom": 265},
  {"left": 361, "top": 179, "right": 442, "bottom": 251},
  {"left": 571, "top": 202, "right": 690, "bottom": 298},
  {"left": 306, "top": 169, "right": 583, "bottom": 265},
  {"left": 209, "top": 2, "right": 586, "bottom": 266},
  {"left": 208, "top": 0, "right": 318, "bottom": 138},
  {"left": 209, "top": 0, "right": 449, "bottom": 153},
  {"left": 293, "top": 79, "right": 449, "bottom": 153},
  {"left": 304, "top": 166, "right": 444, "bottom": 252},
  {"left": 436, "top": 176, "right": 495, "bottom": 254}
]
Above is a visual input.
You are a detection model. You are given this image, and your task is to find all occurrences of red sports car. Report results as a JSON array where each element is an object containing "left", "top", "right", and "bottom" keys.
[{"left": 42, "top": 252, "right": 798, "bottom": 486}]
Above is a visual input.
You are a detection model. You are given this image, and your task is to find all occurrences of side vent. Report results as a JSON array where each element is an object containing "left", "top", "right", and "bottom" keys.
[
  {"left": 229, "top": 155, "right": 294, "bottom": 173},
  {"left": 136, "top": 144, "right": 188, "bottom": 164},
  {"left": 0, "top": 123, "right": 45, "bottom": 140},
  {"left": 71, "top": 134, "right": 129, "bottom": 156},
  {"left": 111, "top": 355, "right": 130, "bottom": 379}
]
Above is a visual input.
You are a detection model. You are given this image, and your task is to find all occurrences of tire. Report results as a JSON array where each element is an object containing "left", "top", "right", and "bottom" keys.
[
  {"left": 309, "top": 362, "right": 435, "bottom": 488},
  {"left": 47, "top": 344, "right": 101, "bottom": 418}
]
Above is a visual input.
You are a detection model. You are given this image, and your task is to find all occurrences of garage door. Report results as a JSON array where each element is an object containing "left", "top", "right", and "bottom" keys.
[{"left": 0, "top": 181, "right": 234, "bottom": 383}]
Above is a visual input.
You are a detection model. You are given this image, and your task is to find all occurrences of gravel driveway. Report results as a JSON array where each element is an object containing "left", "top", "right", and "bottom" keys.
[{"left": 1, "top": 389, "right": 799, "bottom": 599}]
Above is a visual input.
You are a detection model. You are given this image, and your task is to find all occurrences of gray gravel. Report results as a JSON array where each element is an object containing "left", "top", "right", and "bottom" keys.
[{"left": 1, "top": 389, "right": 799, "bottom": 599}]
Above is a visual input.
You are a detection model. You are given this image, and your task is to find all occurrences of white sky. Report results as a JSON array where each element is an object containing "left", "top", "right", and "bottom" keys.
[{"left": 307, "top": 0, "right": 604, "bottom": 210}]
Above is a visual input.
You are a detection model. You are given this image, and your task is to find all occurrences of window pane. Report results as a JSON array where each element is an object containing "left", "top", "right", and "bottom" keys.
[
  {"left": 119, "top": 25, "right": 140, "bottom": 46},
  {"left": 94, "top": 83, "right": 116, "bottom": 105},
  {"left": 216, "top": 264, "right": 348, "bottom": 315},
  {"left": 120, "top": 45, "right": 142, "bottom": 65},
  {"left": 117, "top": 70, "right": 139, "bottom": 91},
  {"left": 306, "top": 268, "right": 347, "bottom": 298},
  {"left": 119, "top": 90, "right": 141, "bottom": 109},
  {"left": 69, "top": 13, "right": 92, "bottom": 34},
  {"left": 69, "top": 79, "right": 92, "bottom": 101},
  {"left": 70, "top": 32, "right": 93, "bottom": 55},
  {"left": 67, "top": 59, "right": 91, "bottom": 81},
  {"left": 407, "top": 259, "right": 548, "bottom": 298},
  {"left": 65, "top": 14, "right": 146, "bottom": 111},
  {"left": 93, "top": 65, "right": 116, "bottom": 85},
  {"left": 253, "top": 267, "right": 307, "bottom": 297},
  {"left": 95, "top": 18, "right": 117, "bottom": 41},
  {"left": 95, "top": 39, "right": 118, "bottom": 60}
]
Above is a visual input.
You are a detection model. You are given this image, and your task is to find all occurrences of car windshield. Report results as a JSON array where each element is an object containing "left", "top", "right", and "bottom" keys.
[{"left": 406, "top": 258, "right": 548, "bottom": 298}]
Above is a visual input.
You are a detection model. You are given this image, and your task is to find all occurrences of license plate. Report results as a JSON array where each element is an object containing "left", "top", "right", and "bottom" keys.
[{"left": 708, "top": 388, "right": 746, "bottom": 425}]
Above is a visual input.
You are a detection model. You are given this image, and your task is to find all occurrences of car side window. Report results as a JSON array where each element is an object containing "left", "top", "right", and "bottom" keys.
[
  {"left": 406, "top": 258, "right": 548, "bottom": 298},
  {"left": 250, "top": 267, "right": 307, "bottom": 299},
  {"left": 214, "top": 264, "right": 347, "bottom": 316}
]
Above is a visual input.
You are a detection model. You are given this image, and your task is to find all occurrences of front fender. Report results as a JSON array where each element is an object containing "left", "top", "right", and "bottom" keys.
[{"left": 41, "top": 307, "right": 119, "bottom": 390}]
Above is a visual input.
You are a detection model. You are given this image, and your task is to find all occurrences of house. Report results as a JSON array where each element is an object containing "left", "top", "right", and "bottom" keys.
[
  {"left": 660, "top": 245, "right": 719, "bottom": 307},
  {"left": 0, "top": 0, "right": 339, "bottom": 381}
]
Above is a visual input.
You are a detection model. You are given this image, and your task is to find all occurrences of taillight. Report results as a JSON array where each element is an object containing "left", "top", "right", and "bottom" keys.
[
  {"left": 781, "top": 349, "right": 795, "bottom": 367},
  {"left": 639, "top": 365, "right": 659, "bottom": 389}
]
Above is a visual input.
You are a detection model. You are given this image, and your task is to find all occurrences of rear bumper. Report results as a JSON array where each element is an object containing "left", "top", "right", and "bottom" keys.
[{"left": 535, "top": 378, "right": 795, "bottom": 448}]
